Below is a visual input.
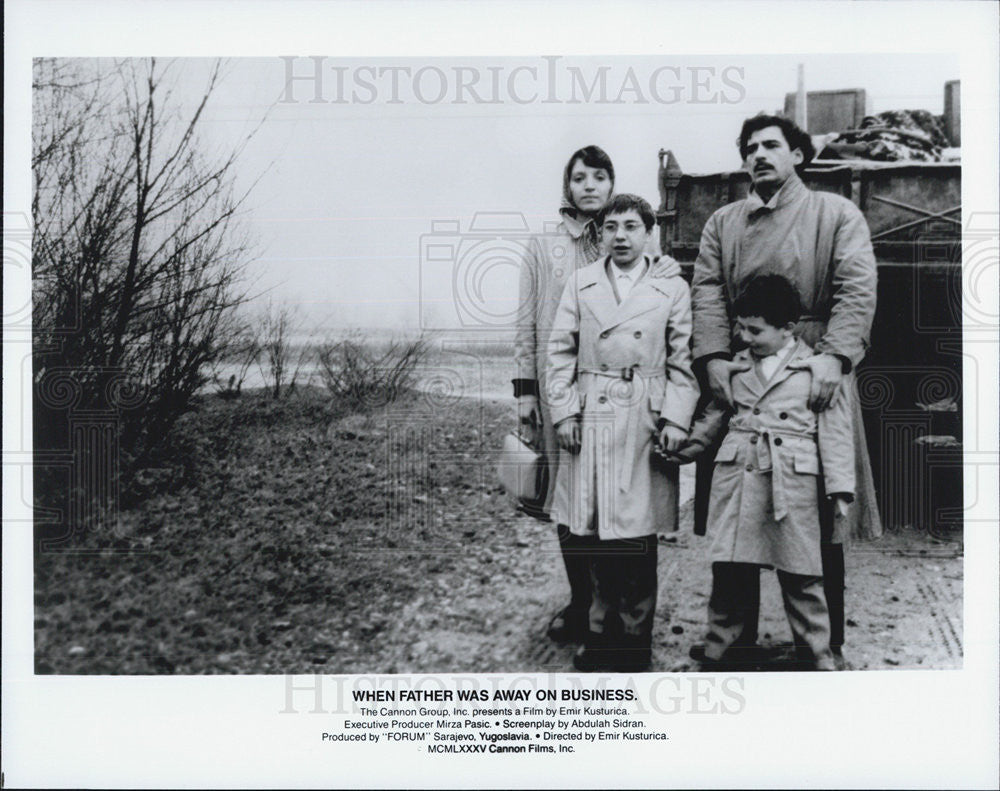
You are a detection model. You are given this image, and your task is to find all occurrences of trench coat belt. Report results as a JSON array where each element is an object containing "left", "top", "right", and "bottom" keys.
[
  {"left": 728, "top": 425, "right": 817, "bottom": 521},
  {"left": 578, "top": 365, "right": 666, "bottom": 492}
]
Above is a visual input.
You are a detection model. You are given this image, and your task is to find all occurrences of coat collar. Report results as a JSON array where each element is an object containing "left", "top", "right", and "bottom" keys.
[
  {"left": 745, "top": 173, "right": 807, "bottom": 216},
  {"left": 559, "top": 205, "right": 597, "bottom": 241},
  {"left": 734, "top": 338, "right": 812, "bottom": 401},
  {"left": 576, "top": 255, "right": 677, "bottom": 332}
]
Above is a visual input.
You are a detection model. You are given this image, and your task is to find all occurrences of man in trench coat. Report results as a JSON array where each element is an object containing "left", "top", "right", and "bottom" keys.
[{"left": 688, "top": 113, "right": 880, "bottom": 666}]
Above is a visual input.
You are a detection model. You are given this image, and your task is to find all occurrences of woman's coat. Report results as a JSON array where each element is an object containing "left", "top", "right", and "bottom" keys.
[{"left": 545, "top": 256, "right": 699, "bottom": 540}]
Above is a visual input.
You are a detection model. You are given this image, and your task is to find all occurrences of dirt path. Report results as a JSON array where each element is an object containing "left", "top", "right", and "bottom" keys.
[
  {"left": 370, "top": 504, "right": 963, "bottom": 673},
  {"left": 33, "top": 390, "right": 963, "bottom": 674}
]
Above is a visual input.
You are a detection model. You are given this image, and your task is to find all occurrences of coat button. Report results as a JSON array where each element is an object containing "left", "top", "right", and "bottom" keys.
[
  {"left": 600, "top": 331, "right": 610, "bottom": 339},
  {"left": 600, "top": 363, "right": 608, "bottom": 371},
  {"left": 745, "top": 464, "right": 754, "bottom": 472},
  {"left": 633, "top": 330, "right": 642, "bottom": 338},
  {"left": 598, "top": 396, "right": 607, "bottom": 404},
  {"left": 774, "top": 437, "right": 783, "bottom": 446},
  {"left": 779, "top": 412, "right": 788, "bottom": 419},
  {"left": 752, "top": 407, "right": 761, "bottom": 415},
  {"left": 750, "top": 436, "right": 758, "bottom": 444}
]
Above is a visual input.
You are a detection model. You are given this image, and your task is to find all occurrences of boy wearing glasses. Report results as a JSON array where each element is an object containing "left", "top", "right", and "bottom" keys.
[{"left": 546, "top": 194, "right": 698, "bottom": 672}]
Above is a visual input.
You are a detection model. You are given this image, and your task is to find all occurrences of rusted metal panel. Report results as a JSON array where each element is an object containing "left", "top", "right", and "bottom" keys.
[{"left": 658, "top": 155, "right": 961, "bottom": 267}]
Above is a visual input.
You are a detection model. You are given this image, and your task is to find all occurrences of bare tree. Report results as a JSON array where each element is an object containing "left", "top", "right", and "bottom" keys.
[
  {"left": 32, "top": 58, "right": 261, "bottom": 488},
  {"left": 257, "top": 300, "right": 316, "bottom": 398}
]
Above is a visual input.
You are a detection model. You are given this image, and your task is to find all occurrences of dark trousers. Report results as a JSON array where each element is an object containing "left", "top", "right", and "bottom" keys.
[
  {"left": 695, "top": 449, "right": 760, "bottom": 647},
  {"left": 557, "top": 524, "right": 598, "bottom": 616},
  {"left": 695, "top": 454, "right": 846, "bottom": 650},
  {"left": 705, "top": 562, "right": 835, "bottom": 669},
  {"left": 589, "top": 535, "right": 659, "bottom": 651}
]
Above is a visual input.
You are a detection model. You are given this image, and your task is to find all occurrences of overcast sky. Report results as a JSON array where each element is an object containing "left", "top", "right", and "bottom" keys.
[{"left": 101, "top": 53, "right": 960, "bottom": 333}]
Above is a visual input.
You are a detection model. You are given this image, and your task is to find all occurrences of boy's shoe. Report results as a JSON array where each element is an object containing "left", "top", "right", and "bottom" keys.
[
  {"left": 573, "top": 634, "right": 615, "bottom": 672},
  {"left": 614, "top": 638, "right": 652, "bottom": 673},
  {"left": 831, "top": 647, "right": 848, "bottom": 671},
  {"left": 546, "top": 605, "right": 589, "bottom": 644},
  {"left": 688, "top": 643, "right": 736, "bottom": 672}
]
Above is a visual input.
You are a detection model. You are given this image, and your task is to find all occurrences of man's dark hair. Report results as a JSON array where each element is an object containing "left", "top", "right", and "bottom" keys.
[
  {"left": 737, "top": 113, "right": 816, "bottom": 168},
  {"left": 733, "top": 274, "right": 802, "bottom": 328},
  {"left": 596, "top": 193, "right": 656, "bottom": 232},
  {"left": 563, "top": 145, "right": 615, "bottom": 190}
]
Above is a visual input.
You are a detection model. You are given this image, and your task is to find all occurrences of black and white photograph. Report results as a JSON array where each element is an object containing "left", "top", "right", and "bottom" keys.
[{"left": 4, "top": 1, "right": 998, "bottom": 788}]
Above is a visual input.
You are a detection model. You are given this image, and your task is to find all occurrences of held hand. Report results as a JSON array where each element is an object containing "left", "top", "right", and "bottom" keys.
[
  {"left": 517, "top": 396, "right": 540, "bottom": 444},
  {"left": 788, "top": 353, "right": 843, "bottom": 412},
  {"left": 662, "top": 437, "right": 708, "bottom": 465},
  {"left": 705, "top": 358, "right": 752, "bottom": 409},
  {"left": 555, "top": 416, "right": 581, "bottom": 454},
  {"left": 658, "top": 424, "right": 688, "bottom": 454}
]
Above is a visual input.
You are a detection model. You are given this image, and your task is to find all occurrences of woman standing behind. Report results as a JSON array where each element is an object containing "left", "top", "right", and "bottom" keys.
[{"left": 513, "top": 145, "right": 657, "bottom": 644}]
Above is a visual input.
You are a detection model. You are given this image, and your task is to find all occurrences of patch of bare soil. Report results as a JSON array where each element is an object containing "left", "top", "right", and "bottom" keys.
[{"left": 33, "top": 390, "right": 962, "bottom": 674}]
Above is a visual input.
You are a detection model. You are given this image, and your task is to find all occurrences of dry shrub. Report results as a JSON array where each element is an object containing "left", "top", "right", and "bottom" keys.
[{"left": 316, "top": 335, "right": 430, "bottom": 409}]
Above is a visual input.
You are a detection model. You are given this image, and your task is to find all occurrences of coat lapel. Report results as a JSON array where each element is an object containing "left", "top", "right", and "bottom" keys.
[
  {"left": 732, "top": 350, "right": 764, "bottom": 399},
  {"left": 577, "top": 259, "right": 619, "bottom": 331},
  {"left": 599, "top": 256, "right": 663, "bottom": 333},
  {"left": 753, "top": 339, "right": 810, "bottom": 402}
]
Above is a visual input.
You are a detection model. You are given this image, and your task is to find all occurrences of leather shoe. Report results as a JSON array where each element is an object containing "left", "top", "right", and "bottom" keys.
[
  {"left": 546, "top": 605, "right": 588, "bottom": 644},
  {"left": 688, "top": 643, "right": 735, "bottom": 672},
  {"left": 614, "top": 640, "right": 652, "bottom": 673},
  {"left": 573, "top": 634, "right": 614, "bottom": 672}
]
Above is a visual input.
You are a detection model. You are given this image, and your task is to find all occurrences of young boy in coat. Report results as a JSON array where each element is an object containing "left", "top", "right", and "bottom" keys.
[
  {"left": 674, "top": 274, "right": 854, "bottom": 671},
  {"left": 545, "top": 194, "right": 698, "bottom": 672}
]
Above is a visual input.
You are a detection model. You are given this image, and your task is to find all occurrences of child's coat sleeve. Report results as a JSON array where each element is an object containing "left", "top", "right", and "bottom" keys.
[
  {"left": 659, "top": 279, "right": 699, "bottom": 431},
  {"left": 818, "top": 381, "right": 856, "bottom": 497}
]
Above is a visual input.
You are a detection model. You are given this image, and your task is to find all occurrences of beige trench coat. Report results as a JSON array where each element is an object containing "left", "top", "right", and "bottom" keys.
[
  {"left": 545, "top": 256, "right": 699, "bottom": 539},
  {"left": 513, "top": 209, "right": 662, "bottom": 515},
  {"left": 691, "top": 174, "right": 881, "bottom": 540},
  {"left": 693, "top": 341, "right": 855, "bottom": 575}
]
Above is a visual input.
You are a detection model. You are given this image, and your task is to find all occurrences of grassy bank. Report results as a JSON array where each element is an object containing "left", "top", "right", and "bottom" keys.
[{"left": 34, "top": 387, "right": 518, "bottom": 674}]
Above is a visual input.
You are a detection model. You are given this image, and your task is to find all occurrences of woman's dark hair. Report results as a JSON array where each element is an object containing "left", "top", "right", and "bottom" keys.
[
  {"left": 596, "top": 194, "right": 656, "bottom": 232},
  {"left": 563, "top": 145, "right": 615, "bottom": 193},
  {"left": 737, "top": 113, "right": 815, "bottom": 168},
  {"left": 733, "top": 274, "right": 801, "bottom": 328}
]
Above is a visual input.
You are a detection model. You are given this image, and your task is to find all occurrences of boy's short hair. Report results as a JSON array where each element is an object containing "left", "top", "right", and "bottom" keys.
[
  {"left": 596, "top": 193, "right": 656, "bottom": 232},
  {"left": 737, "top": 113, "right": 816, "bottom": 169},
  {"left": 733, "top": 274, "right": 802, "bottom": 327}
]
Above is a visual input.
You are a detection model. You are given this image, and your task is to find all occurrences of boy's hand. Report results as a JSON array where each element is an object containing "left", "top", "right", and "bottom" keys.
[
  {"left": 829, "top": 492, "right": 852, "bottom": 519},
  {"left": 555, "top": 416, "right": 581, "bottom": 454},
  {"left": 705, "top": 358, "right": 752, "bottom": 409},
  {"left": 658, "top": 424, "right": 687, "bottom": 454}
]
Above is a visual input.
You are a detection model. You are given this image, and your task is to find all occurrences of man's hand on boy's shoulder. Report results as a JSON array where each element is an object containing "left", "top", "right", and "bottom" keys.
[
  {"left": 704, "top": 357, "right": 752, "bottom": 409},
  {"left": 787, "top": 352, "right": 844, "bottom": 412}
]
